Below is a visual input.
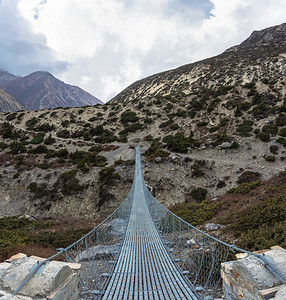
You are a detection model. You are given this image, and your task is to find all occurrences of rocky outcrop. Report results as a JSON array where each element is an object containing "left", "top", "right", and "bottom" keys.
[
  {"left": 221, "top": 246, "right": 286, "bottom": 299},
  {"left": 0, "top": 253, "right": 81, "bottom": 299}
]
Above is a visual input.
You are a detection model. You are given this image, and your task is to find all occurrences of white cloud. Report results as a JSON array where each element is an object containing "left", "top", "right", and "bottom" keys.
[{"left": 0, "top": 0, "right": 285, "bottom": 102}]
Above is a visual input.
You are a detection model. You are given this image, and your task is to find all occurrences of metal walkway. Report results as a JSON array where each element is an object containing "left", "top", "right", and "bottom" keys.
[{"left": 103, "top": 147, "right": 197, "bottom": 299}]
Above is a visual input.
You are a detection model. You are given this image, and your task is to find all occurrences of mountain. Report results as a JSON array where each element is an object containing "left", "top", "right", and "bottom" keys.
[
  {"left": 0, "top": 70, "right": 19, "bottom": 85},
  {"left": 0, "top": 88, "right": 23, "bottom": 112},
  {"left": 0, "top": 71, "right": 103, "bottom": 111},
  {"left": 112, "top": 22, "right": 286, "bottom": 105}
]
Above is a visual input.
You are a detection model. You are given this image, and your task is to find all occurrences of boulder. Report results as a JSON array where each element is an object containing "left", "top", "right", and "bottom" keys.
[
  {"left": 204, "top": 223, "right": 223, "bottom": 231},
  {"left": 221, "top": 248, "right": 286, "bottom": 299},
  {"left": 0, "top": 254, "right": 80, "bottom": 300},
  {"left": 76, "top": 245, "right": 120, "bottom": 262},
  {"left": 108, "top": 218, "right": 126, "bottom": 235},
  {"left": 155, "top": 157, "right": 162, "bottom": 163}
]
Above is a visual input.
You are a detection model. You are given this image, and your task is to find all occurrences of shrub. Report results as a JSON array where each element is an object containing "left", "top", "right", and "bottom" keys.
[
  {"left": 237, "top": 124, "right": 253, "bottom": 136},
  {"left": 30, "top": 133, "right": 45, "bottom": 144},
  {"left": 145, "top": 140, "right": 169, "bottom": 158},
  {"left": 29, "top": 145, "right": 48, "bottom": 154},
  {"left": 88, "top": 145, "right": 103, "bottom": 153},
  {"left": 120, "top": 111, "right": 139, "bottom": 124},
  {"left": 237, "top": 171, "right": 261, "bottom": 184},
  {"left": 190, "top": 187, "right": 207, "bottom": 202},
  {"left": 275, "top": 114, "right": 286, "bottom": 127},
  {"left": 57, "top": 169, "right": 84, "bottom": 195},
  {"left": 34, "top": 124, "right": 55, "bottom": 132},
  {"left": 170, "top": 200, "right": 221, "bottom": 226},
  {"left": 159, "top": 119, "right": 173, "bottom": 128},
  {"left": 56, "top": 148, "right": 69, "bottom": 157},
  {"left": 228, "top": 180, "right": 260, "bottom": 194},
  {"left": 44, "top": 134, "right": 56, "bottom": 145},
  {"left": 270, "top": 145, "right": 279, "bottom": 154},
  {"left": 119, "top": 123, "right": 143, "bottom": 135},
  {"left": 279, "top": 127, "right": 286, "bottom": 137},
  {"left": 163, "top": 132, "right": 193, "bottom": 153},
  {"left": 6, "top": 112, "right": 17, "bottom": 121},
  {"left": 197, "top": 121, "right": 208, "bottom": 127},
  {"left": 0, "top": 142, "right": 8, "bottom": 149},
  {"left": 28, "top": 182, "right": 37, "bottom": 193},
  {"left": 99, "top": 167, "right": 120, "bottom": 185},
  {"left": 257, "top": 132, "right": 270, "bottom": 142},
  {"left": 264, "top": 155, "right": 275, "bottom": 162},
  {"left": 26, "top": 117, "right": 38, "bottom": 128},
  {"left": 10, "top": 141, "right": 26, "bottom": 154},
  {"left": 57, "top": 130, "right": 70, "bottom": 138},
  {"left": 262, "top": 124, "right": 278, "bottom": 135},
  {"left": 191, "top": 164, "right": 205, "bottom": 177}
]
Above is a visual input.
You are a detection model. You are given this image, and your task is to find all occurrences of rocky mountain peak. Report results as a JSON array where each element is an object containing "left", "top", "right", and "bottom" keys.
[{"left": 239, "top": 22, "right": 286, "bottom": 48}]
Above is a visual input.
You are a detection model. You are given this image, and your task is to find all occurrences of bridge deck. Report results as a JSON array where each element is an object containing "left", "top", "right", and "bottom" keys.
[{"left": 103, "top": 148, "right": 197, "bottom": 300}]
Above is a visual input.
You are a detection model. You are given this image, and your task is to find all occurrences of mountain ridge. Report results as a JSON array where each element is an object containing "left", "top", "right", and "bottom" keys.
[{"left": 0, "top": 71, "right": 103, "bottom": 111}]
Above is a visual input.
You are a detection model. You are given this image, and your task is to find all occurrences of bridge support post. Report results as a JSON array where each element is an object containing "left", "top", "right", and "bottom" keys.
[{"left": 221, "top": 246, "right": 286, "bottom": 299}]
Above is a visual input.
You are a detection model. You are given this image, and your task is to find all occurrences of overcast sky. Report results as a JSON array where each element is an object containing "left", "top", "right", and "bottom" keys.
[{"left": 0, "top": 0, "right": 285, "bottom": 102}]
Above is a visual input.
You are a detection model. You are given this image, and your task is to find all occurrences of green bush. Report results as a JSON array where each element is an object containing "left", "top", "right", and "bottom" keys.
[
  {"left": 228, "top": 180, "right": 261, "bottom": 194},
  {"left": 170, "top": 200, "right": 222, "bottom": 226},
  {"left": 163, "top": 132, "right": 194, "bottom": 153},
  {"left": 270, "top": 145, "right": 279, "bottom": 154},
  {"left": 197, "top": 121, "right": 208, "bottom": 127},
  {"left": 237, "top": 171, "right": 261, "bottom": 184},
  {"left": 26, "top": 117, "right": 38, "bottom": 128},
  {"left": 57, "top": 169, "right": 84, "bottom": 195},
  {"left": 145, "top": 140, "right": 169, "bottom": 158},
  {"left": 120, "top": 111, "right": 139, "bottom": 124},
  {"left": 258, "top": 132, "right": 270, "bottom": 142},
  {"left": 119, "top": 123, "right": 143, "bottom": 136},
  {"left": 191, "top": 164, "right": 205, "bottom": 177},
  {"left": 190, "top": 187, "right": 207, "bottom": 202},
  {"left": 44, "top": 134, "right": 56, "bottom": 145},
  {"left": 30, "top": 133, "right": 45, "bottom": 144},
  {"left": 262, "top": 124, "right": 278, "bottom": 135},
  {"left": 10, "top": 141, "right": 26, "bottom": 154},
  {"left": 264, "top": 155, "right": 275, "bottom": 162},
  {"left": 279, "top": 127, "right": 286, "bottom": 137},
  {"left": 159, "top": 119, "right": 174, "bottom": 128},
  {"left": 56, "top": 130, "right": 70, "bottom": 138},
  {"left": 6, "top": 112, "right": 17, "bottom": 121},
  {"left": 29, "top": 145, "right": 48, "bottom": 154}
]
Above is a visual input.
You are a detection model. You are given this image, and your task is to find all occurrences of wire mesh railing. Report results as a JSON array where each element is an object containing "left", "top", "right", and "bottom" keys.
[
  {"left": 142, "top": 180, "right": 286, "bottom": 298},
  {"left": 13, "top": 180, "right": 134, "bottom": 299}
]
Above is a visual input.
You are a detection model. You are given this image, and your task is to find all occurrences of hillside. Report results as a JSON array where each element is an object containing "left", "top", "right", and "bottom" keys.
[
  {"left": 0, "top": 23, "right": 285, "bottom": 258},
  {"left": 0, "top": 71, "right": 103, "bottom": 111},
  {"left": 0, "top": 88, "right": 23, "bottom": 112}
]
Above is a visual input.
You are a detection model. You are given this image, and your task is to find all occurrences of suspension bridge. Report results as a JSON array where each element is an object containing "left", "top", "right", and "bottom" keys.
[{"left": 13, "top": 146, "right": 286, "bottom": 299}]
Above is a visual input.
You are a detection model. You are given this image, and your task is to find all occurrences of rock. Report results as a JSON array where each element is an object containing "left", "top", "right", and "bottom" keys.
[
  {"left": 76, "top": 245, "right": 120, "bottom": 262},
  {"left": 204, "top": 223, "right": 223, "bottom": 231},
  {"left": 155, "top": 157, "right": 162, "bottom": 163},
  {"left": 0, "top": 291, "right": 32, "bottom": 299},
  {"left": 108, "top": 218, "right": 126, "bottom": 235},
  {"left": 4, "top": 162, "right": 11, "bottom": 167},
  {"left": 0, "top": 254, "right": 80, "bottom": 300},
  {"left": 275, "top": 285, "right": 286, "bottom": 299},
  {"left": 222, "top": 248, "right": 286, "bottom": 300},
  {"left": 187, "top": 238, "right": 196, "bottom": 245}
]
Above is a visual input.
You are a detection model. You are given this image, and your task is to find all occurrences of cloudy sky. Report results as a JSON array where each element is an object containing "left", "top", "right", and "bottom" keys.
[{"left": 0, "top": 0, "right": 285, "bottom": 102}]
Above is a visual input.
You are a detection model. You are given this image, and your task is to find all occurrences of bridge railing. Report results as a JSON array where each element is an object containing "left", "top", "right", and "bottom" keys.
[
  {"left": 13, "top": 180, "right": 134, "bottom": 299},
  {"left": 143, "top": 182, "right": 286, "bottom": 298}
]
